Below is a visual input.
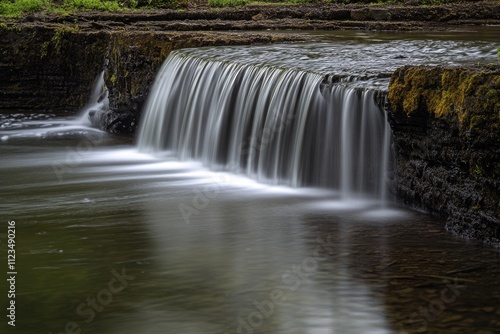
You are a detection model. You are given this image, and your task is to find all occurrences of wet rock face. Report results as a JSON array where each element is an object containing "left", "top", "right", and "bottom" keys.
[
  {"left": 0, "top": 27, "right": 109, "bottom": 114},
  {"left": 388, "top": 65, "right": 500, "bottom": 246},
  {"left": 89, "top": 108, "right": 138, "bottom": 134},
  {"left": 104, "top": 32, "right": 174, "bottom": 133}
]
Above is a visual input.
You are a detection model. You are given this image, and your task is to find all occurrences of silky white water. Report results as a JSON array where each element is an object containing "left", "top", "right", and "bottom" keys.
[{"left": 137, "top": 52, "right": 393, "bottom": 201}]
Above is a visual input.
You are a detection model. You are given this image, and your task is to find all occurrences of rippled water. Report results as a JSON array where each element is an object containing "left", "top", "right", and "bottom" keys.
[
  {"left": 1, "top": 30, "right": 500, "bottom": 334},
  {"left": 181, "top": 30, "right": 498, "bottom": 88}
]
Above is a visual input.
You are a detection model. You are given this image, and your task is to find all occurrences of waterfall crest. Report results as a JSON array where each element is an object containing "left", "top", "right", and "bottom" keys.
[{"left": 137, "top": 51, "right": 393, "bottom": 200}]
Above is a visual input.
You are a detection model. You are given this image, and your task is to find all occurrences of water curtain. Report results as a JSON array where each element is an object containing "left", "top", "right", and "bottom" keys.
[{"left": 137, "top": 51, "right": 393, "bottom": 200}]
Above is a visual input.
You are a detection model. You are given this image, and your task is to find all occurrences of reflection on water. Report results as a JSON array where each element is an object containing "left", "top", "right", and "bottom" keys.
[{"left": 1, "top": 124, "right": 499, "bottom": 334}]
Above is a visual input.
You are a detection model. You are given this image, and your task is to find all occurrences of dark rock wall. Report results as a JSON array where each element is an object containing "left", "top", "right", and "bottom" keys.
[
  {"left": 388, "top": 65, "right": 500, "bottom": 246},
  {"left": 100, "top": 32, "right": 173, "bottom": 133},
  {"left": 0, "top": 26, "right": 174, "bottom": 132},
  {"left": 0, "top": 27, "right": 108, "bottom": 113}
]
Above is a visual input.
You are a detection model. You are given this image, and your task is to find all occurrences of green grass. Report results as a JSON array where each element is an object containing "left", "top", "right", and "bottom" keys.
[
  {"left": 0, "top": 0, "right": 49, "bottom": 17},
  {"left": 0, "top": 0, "right": 492, "bottom": 17},
  {"left": 64, "top": 0, "right": 121, "bottom": 11},
  {"left": 208, "top": 0, "right": 249, "bottom": 7},
  {"left": 0, "top": 0, "right": 124, "bottom": 17},
  {"left": 0, "top": 0, "right": 192, "bottom": 17}
]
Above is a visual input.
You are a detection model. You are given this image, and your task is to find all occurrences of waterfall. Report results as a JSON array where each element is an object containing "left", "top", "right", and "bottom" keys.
[
  {"left": 80, "top": 71, "right": 109, "bottom": 126},
  {"left": 137, "top": 51, "right": 393, "bottom": 200}
]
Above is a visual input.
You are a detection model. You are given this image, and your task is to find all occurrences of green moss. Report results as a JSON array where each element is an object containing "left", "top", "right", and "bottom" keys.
[
  {"left": 39, "top": 40, "right": 49, "bottom": 58},
  {"left": 50, "top": 26, "right": 80, "bottom": 53},
  {"left": 104, "top": 32, "right": 173, "bottom": 109},
  {"left": 109, "top": 74, "right": 117, "bottom": 85},
  {"left": 473, "top": 164, "right": 484, "bottom": 176},
  {"left": 389, "top": 66, "right": 500, "bottom": 131},
  {"left": 389, "top": 67, "right": 442, "bottom": 116}
]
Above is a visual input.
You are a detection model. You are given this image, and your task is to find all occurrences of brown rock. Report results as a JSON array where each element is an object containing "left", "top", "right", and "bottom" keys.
[
  {"left": 252, "top": 13, "right": 265, "bottom": 21},
  {"left": 350, "top": 9, "right": 369, "bottom": 21}
]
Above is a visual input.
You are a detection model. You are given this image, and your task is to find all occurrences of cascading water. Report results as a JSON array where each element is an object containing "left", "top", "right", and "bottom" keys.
[{"left": 137, "top": 50, "right": 393, "bottom": 201}]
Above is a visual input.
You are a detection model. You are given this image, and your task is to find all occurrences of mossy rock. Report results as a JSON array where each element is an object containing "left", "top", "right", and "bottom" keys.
[
  {"left": 388, "top": 64, "right": 500, "bottom": 246},
  {"left": 388, "top": 65, "right": 500, "bottom": 133}
]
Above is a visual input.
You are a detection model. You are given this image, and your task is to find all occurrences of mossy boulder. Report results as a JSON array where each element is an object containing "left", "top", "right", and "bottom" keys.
[
  {"left": 389, "top": 65, "right": 500, "bottom": 131},
  {"left": 388, "top": 65, "right": 500, "bottom": 246}
]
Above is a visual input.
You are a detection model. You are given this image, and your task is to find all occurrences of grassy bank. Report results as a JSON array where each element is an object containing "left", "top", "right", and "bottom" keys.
[
  {"left": 0, "top": 0, "right": 487, "bottom": 18},
  {"left": 0, "top": 0, "right": 124, "bottom": 17}
]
